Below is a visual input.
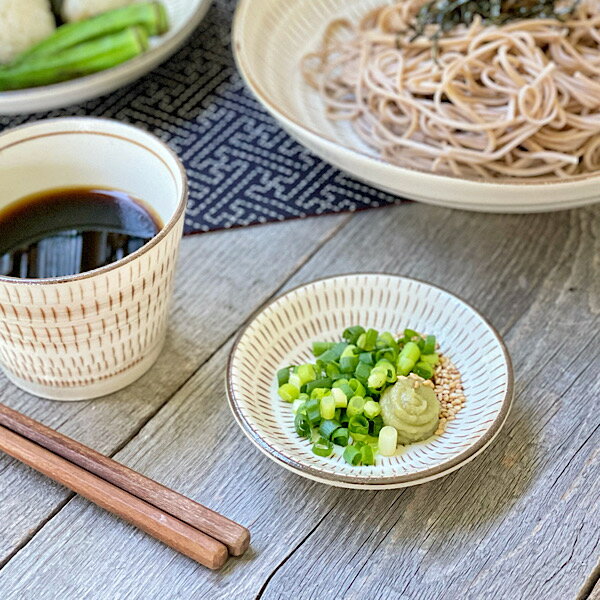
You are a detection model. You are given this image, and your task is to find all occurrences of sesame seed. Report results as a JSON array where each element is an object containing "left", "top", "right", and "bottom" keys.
[{"left": 433, "top": 351, "right": 466, "bottom": 437}]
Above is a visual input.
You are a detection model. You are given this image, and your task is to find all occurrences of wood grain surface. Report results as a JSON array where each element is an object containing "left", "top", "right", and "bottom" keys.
[
  {"left": 0, "top": 203, "right": 598, "bottom": 600},
  {"left": 0, "top": 403, "right": 250, "bottom": 556},
  {"left": 0, "top": 425, "right": 228, "bottom": 570}
]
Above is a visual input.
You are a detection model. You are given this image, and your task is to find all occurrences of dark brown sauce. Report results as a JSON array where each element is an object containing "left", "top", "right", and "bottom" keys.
[{"left": 0, "top": 187, "right": 162, "bottom": 279}]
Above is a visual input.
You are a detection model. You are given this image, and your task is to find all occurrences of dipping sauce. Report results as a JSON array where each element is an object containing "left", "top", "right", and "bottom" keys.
[{"left": 0, "top": 187, "right": 162, "bottom": 279}]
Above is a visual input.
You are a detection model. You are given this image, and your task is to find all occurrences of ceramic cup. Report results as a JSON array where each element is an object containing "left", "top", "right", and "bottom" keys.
[{"left": 0, "top": 118, "right": 188, "bottom": 401}]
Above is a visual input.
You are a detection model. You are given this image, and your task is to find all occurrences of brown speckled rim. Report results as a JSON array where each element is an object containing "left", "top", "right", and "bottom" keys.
[
  {"left": 226, "top": 273, "right": 514, "bottom": 488},
  {"left": 0, "top": 0, "right": 211, "bottom": 102},
  {"left": 232, "top": 0, "right": 600, "bottom": 188},
  {"left": 0, "top": 117, "right": 188, "bottom": 285}
]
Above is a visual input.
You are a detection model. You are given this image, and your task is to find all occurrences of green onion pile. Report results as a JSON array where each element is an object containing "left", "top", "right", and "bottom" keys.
[
  {"left": 0, "top": 3, "right": 168, "bottom": 91},
  {"left": 277, "top": 326, "right": 439, "bottom": 466}
]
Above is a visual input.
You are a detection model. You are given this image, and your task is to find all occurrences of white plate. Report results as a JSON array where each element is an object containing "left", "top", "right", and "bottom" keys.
[
  {"left": 232, "top": 0, "right": 600, "bottom": 213},
  {"left": 0, "top": 0, "right": 211, "bottom": 115},
  {"left": 227, "top": 274, "right": 513, "bottom": 489}
]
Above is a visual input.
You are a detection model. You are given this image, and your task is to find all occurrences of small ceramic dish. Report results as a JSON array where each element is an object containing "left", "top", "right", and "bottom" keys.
[
  {"left": 0, "top": 0, "right": 212, "bottom": 115},
  {"left": 227, "top": 274, "right": 513, "bottom": 489}
]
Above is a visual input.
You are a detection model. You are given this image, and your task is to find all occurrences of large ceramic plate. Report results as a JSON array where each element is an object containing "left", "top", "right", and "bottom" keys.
[
  {"left": 0, "top": 0, "right": 211, "bottom": 115},
  {"left": 227, "top": 274, "right": 513, "bottom": 489},
  {"left": 233, "top": 0, "right": 600, "bottom": 213}
]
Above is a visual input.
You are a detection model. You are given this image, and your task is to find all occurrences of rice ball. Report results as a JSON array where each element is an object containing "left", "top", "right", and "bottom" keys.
[
  {"left": 60, "top": 0, "right": 139, "bottom": 22},
  {"left": 0, "top": 0, "right": 56, "bottom": 64}
]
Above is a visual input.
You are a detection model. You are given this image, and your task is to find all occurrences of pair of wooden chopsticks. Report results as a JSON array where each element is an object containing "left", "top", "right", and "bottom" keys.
[{"left": 0, "top": 403, "right": 249, "bottom": 569}]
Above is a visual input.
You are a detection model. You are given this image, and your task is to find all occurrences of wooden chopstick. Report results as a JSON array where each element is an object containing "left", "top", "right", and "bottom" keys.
[
  {"left": 0, "top": 403, "right": 250, "bottom": 556},
  {"left": 0, "top": 424, "right": 228, "bottom": 569}
]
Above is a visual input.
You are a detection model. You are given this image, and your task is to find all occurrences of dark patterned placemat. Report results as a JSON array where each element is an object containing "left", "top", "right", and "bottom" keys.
[{"left": 0, "top": 0, "right": 403, "bottom": 234}]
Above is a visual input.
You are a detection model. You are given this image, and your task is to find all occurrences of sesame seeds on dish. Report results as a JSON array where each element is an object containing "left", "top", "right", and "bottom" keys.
[{"left": 433, "top": 353, "right": 466, "bottom": 435}]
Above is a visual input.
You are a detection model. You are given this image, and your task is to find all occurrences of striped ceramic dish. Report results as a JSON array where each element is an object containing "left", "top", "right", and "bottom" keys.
[
  {"left": 227, "top": 274, "right": 513, "bottom": 489},
  {"left": 233, "top": 0, "right": 600, "bottom": 212}
]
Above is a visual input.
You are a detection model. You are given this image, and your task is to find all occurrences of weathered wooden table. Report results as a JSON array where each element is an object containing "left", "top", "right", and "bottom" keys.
[{"left": 0, "top": 204, "right": 598, "bottom": 600}]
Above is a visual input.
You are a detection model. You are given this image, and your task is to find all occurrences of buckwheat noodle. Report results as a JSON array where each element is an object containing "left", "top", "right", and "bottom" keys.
[{"left": 302, "top": 0, "right": 600, "bottom": 178}]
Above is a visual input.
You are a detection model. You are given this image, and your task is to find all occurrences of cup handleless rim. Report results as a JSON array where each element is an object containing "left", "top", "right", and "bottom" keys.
[{"left": 0, "top": 117, "right": 188, "bottom": 286}]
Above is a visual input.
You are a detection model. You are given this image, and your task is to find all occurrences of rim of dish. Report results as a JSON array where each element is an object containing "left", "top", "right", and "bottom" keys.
[
  {"left": 232, "top": 0, "right": 600, "bottom": 189},
  {"left": 0, "top": 117, "right": 188, "bottom": 285},
  {"left": 226, "top": 273, "right": 514, "bottom": 486},
  {"left": 0, "top": 0, "right": 211, "bottom": 102}
]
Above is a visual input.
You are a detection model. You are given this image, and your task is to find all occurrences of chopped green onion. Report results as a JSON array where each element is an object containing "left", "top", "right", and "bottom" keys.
[
  {"left": 340, "top": 344, "right": 357, "bottom": 358},
  {"left": 377, "top": 332, "right": 399, "bottom": 352},
  {"left": 422, "top": 335, "right": 436, "bottom": 355},
  {"left": 331, "top": 427, "right": 349, "bottom": 446},
  {"left": 375, "top": 359, "right": 396, "bottom": 381},
  {"left": 319, "top": 419, "right": 341, "bottom": 440},
  {"left": 343, "top": 326, "right": 365, "bottom": 344},
  {"left": 343, "top": 445, "right": 362, "bottom": 466},
  {"left": 340, "top": 355, "right": 359, "bottom": 373},
  {"left": 348, "top": 415, "right": 369, "bottom": 437},
  {"left": 331, "top": 387, "right": 348, "bottom": 408},
  {"left": 348, "top": 378, "right": 366, "bottom": 397},
  {"left": 370, "top": 415, "right": 384, "bottom": 436},
  {"left": 360, "top": 445, "right": 375, "bottom": 466},
  {"left": 305, "top": 378, "right": 333, "bottom": 395},
  {"left": 376, "top": 348, "right": 396, "bottom": 363},
  {"left": 320, "top": 342, "right": 348, "bottom": 362},
  {"left": 413, "top": 361, "right": 434, "bottom": 380},
  {"left": 277, "top": 367, "right": 290, "bottom": 387},
  {"left": 332, "top": 428, "right": 349, "bottom": 446},
  {"left": 305, "top": 397, "right": 321, "bottom": 426},
  {"left": 357, "top": 328, "right": 378, "bottom": 351},
  {"left": 379, "top": 426, "right": 398, "bottom": 456},
  {"left": 367, "top": 367, "right": 387, "bottom": 390},
  {"left": 278, "top": 324, "right": 441, "bottom": 467},
  {"left": 317, "top": 350, "right": 336, "bottom": 363},
  {"left": 346, "top": 396, "right": 365, "bottom": 418},
  {"left": 310, "top": 388, "right": 329, "bottom": 400},
  {"left": 363, "top": 400, "right": 381, "bottom": 419},
  {"left": 359, "top": 352, "right": 374, "bottom": 365},
  {"left": 288, "top": 372, "right": 301, "bottom": 389},
  {"left": 312, "top": 437, "right": 334, "bottom": 457},
  {"left": 421, "top": 353, "right": 439, "bottom": 367},
  {"left": 296, "top": 364, "right": 316, "bottom": 386},
  {"left": 397, "top": 341, "right": 421, "bottom": 376},
  {"left": 320, "top": 395, "right": 336, "bottom": 420},
  {"left": 312, "top": 341, "right": 334, "bottom": 356},
  {"left": 354, "top": 362, "right": 372, "bottom": 382},
  {"left": 278, "top": 383, "right": 299, "bottom": 402},
  {"left": 294, "top": 412, "right": 311, "bottom": 438},
  {"left": 325, "top": 362, "right": 341, "bottom": 379},
  {"left": 334, "top": 382, "right": 354, "bottom": 400},
  {"left": 292, "top": 398, "right": 306, "bottom": 414}
]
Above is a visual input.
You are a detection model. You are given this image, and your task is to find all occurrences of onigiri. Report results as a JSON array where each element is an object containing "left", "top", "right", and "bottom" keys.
[
  {"left": 58, "top": 0, "right": 139, "bottom": 22},
  {"left": 0, "top": 0, "right": 56, "bottom": 64}
]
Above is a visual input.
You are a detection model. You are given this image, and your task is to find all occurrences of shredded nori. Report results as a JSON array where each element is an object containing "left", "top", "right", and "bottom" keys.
[{"left": 408, "top": 0, "right": 581, "bottom": 47}]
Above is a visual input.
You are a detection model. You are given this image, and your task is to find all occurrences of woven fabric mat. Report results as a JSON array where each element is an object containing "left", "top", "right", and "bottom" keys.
[{"left": 0, "top": 0, "right": 403, "bottom": 234}]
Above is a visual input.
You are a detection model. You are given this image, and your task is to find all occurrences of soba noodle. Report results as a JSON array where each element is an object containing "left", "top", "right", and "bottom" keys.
[{"left": 302, "top": 0, "right": 600, "bottom": 178}]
